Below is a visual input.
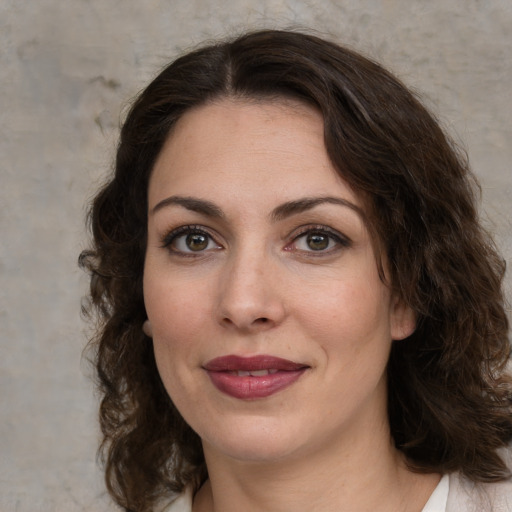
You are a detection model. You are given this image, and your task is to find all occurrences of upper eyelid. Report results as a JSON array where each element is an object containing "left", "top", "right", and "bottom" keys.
[
  {"left": 290, "top": 224, "right": 351, "bottom": 244},
  {"left": 286, "top": 227, "right": 352, "bottom": 257},
  {"left": 160, "top": 225, "right": 219, "bottom": 248}
]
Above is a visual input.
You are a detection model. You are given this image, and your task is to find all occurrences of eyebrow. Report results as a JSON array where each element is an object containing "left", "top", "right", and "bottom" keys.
[
  {"left": 270, "top": 196, "right": 364, "bottom": 221},
  {"left": 150, "top": 195, "right": 364, "bottom": 221},
  {"left": 151, "top": 196, "right": 225, "bottom": 218}
]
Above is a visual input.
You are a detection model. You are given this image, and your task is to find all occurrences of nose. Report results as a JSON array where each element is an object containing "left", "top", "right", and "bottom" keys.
[{"left": 216, "top": 248, "right": 286, "bottom": 332}]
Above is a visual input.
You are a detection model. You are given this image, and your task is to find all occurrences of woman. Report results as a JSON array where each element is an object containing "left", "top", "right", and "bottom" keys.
[{"left": 81, "top": 30, "right": 512, "bottom": 511}]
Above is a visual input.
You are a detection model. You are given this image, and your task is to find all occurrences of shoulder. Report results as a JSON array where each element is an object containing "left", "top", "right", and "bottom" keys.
[
  {"left": 447, "top": 473, "right": 512, "bottom": 511},
  {"left": 157, "top": 487, "right": 193, "bottom": 512},
  {"left": 447, "top": 446, "right": 512, "bottom": 512}
]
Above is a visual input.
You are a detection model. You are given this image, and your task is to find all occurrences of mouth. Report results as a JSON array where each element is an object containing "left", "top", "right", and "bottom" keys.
[
  {"left": 203, "top": 355, "right": 309, "bottom": 400},
  {"left": 227, "top": 369, "right": 279, "bottom": 376}
]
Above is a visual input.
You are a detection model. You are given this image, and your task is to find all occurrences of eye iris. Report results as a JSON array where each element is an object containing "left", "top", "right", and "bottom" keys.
[
  {"left": 307, "top": 232, "right": 329, "bottom": 251},
  {"left": 186, "top": 233, "right": 208, "bottom": 251}
]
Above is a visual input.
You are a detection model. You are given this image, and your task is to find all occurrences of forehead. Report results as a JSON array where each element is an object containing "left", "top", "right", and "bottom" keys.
[{"left": 149, "top": 98, "right": 361, "bottom": 209}]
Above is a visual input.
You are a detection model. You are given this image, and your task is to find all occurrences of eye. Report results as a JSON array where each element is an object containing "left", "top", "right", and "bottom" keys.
[
  {"left": 288, "top": 226, "right": 350, "bottom": 254},
  {"left": 162, "top": 226, "right": 222, "bottom": 254}
]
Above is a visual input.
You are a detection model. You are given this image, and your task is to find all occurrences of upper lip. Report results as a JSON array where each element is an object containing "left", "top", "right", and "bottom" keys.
[{"left": 203, "top": 355, "right": 308, "bottom": 372}]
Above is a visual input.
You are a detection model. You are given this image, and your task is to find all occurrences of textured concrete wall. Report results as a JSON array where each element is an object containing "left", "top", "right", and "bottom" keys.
[{"left": 1, "top": 1, "right": 511, "bottom": 510}]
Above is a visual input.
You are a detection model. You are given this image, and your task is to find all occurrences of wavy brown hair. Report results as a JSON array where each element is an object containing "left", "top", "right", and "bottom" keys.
[{"left": 80, "top": 29, "right": 512, "bottom": 511}]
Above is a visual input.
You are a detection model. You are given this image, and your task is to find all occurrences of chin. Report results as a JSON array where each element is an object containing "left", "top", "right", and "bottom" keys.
[
  {"left": 207, "top": 439, "right": 299, "bottom": 464},
  {"left": 200, "top": 416, "right": 308, "bottom": 463}
]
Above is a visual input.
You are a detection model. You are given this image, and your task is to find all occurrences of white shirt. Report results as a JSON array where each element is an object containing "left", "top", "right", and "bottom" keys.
[{"left": 422, "top": 474, "right": 449, "bottom": 512}]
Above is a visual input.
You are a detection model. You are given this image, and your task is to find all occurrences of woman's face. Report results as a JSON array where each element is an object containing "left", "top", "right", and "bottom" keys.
[{"left": 144, "top": 99, "right": 414, "bottom": 463}]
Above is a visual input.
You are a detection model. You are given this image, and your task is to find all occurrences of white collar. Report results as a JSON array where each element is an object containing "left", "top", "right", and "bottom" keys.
[{"left": 422, "top": 474, "right": 450, "bottom": 512}]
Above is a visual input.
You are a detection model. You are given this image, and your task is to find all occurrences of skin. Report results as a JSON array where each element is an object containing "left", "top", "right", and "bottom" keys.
[{"left": 143, "top": 98, "right": 440, "bottom": 511}]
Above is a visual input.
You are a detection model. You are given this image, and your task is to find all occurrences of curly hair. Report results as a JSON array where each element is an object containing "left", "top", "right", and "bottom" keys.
[{"left": 80, "top": 29, "right": 512, "bottom": 511}]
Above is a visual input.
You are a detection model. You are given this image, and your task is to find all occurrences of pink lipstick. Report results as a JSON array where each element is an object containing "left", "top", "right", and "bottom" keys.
[{"left": 203, "top": 355, "right": 308, "bottom": 399}]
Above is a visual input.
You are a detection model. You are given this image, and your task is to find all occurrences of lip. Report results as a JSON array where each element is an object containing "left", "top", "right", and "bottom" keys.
[{"left": 203, "top": 355, "right": 309, "bottom": 400}]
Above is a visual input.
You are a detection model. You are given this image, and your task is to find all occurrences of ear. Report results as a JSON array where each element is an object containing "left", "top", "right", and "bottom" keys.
[
  {"left": 390, "top": 295, "right": 416, "bottom": 341},
  {"left": 142, "top": 320, "right": 153, "bottom": 338}
]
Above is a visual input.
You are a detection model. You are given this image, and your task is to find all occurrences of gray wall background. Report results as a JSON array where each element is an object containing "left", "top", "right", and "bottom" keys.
[{"left": 1, "top": 1, "right": 511, "bottom": 511}]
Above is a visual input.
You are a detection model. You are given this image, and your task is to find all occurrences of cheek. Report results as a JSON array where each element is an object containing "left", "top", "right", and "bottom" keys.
[
  {"left": 144, "top": 273, "right": 212, "bottom": 386},
  {"left": 297, "top": 277, "right": 392, "bottom": 343},
  {"left": 144, "top": 269, "right": 211, "bottom": 337},
  {"left": 149, "top": 301, "right": 208, "bottom": 417},
  {"left": 296, "top": 275, "right": 393, "bottom": 389}
]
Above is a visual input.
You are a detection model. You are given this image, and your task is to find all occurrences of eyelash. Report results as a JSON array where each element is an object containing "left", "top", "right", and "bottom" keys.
[
  {"left": 160, "top": 224, "right": 351, "bottom": 257},
  {"left": 288, "top": 225, "right": 351, "bottom": 255},
  {"left": 161, "top": 225, "right": 220, "bottom": 256}
]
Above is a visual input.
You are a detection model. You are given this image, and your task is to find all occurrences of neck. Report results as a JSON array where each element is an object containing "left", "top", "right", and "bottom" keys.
[{"left": 193, "top": 418, "right": 439, "bottom": 512}]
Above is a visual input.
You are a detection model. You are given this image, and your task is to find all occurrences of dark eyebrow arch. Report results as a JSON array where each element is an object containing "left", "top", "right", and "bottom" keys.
[
  {"left": 270, "top": 196, "right": 365, "bottom": 221},
  {"left": 150, "top": 195, "right": 225, "bottom": 218},
  {"left": 151, "top": 194, "right": 364, "bottom": 222}
]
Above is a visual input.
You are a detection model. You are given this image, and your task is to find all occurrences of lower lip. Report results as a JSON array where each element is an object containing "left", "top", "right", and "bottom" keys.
[{"left": 206, "top": 369, "right": 307, "bottom": 399}]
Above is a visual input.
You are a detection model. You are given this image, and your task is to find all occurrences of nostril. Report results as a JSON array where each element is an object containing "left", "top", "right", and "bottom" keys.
[{"left": 220, "top": 316, "right": 271, "bottom": 330}]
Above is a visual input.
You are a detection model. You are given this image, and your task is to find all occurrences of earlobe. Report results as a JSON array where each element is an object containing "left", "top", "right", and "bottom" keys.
[
  {"left": 390, "top": 297, "right": 416, "bottom": 341},
  {"left": 143, "top": 320, "right": 153, "bottom": 338}
]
